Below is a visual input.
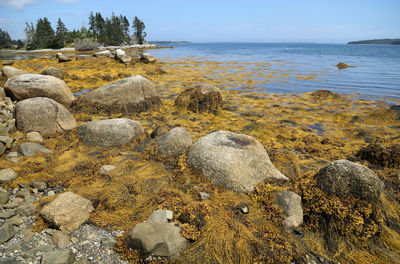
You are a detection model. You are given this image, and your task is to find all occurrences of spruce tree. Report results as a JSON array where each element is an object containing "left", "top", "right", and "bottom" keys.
[
  {"left": 53, "top": 18, "right": 68, "bottom": 48},
  {"left": 133, "top": 16, "right": 146, "bottom": 45}
]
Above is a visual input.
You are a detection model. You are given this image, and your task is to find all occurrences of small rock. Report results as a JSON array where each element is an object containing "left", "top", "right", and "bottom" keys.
[
  {"left": 15, "top": 202, "right": 36, "bottom": 216},
  {"left": 18, "top": 143, "right": 52, "bottom": 157},
  {"left": 148, "top": 210, "right": 173, "bottom": 223},
  {"left": 20, "top": 228, "right": 34, "bottom": 242},
  {"left": 198, "top": 192, "right": 210, "bottom": 200},
  {"left": 140, "top": 53, "right": 157, "bottom": 63},
  {"left": 0, "top": 188, "right": 9, "bottom": 204},
  {"left": 0, "top": 210, "right": 16, "bottom": 220},
  {"left": 51, "top": 231, "right": 70, "bottom": 248},
  {"left": 0, "top": 223, "right": 16, "bottom": 244},
  {"left": 101, "top": 236, "right": 117, "bottom": 249},
  {"left": 0, "top": 168, "right": 17, "bottom": 183},
  {"left": 274, "top": 191, "right": 303, "bottom": 229},
  {"left": 99, "top": 165, "right": 116, "bottom": 174},
  {"left": 70, "top": 236, "right": 79, "bottom": 243},
  {"left": 26, "top": 132, "right": 43, "bottom": 142},
  {"left": 42, "top": 67, "right": 63, "bottom": 79},
  {"left": 3, "top": 200, "right": 21, "bottom": 209},
  {"left": 0, "top": 136, "right": 13, "bottom": 148},
  {"left": 158, "top": 127, "right": 192, "bottom": 156},
  {"left": 26, "top": 244, "right": 53, "bottom": 256},
  {"left": 40, "top": 192, "right": 94, "bottom": 233},
  {"left": 56, "top": 53, "right": 72, "bottom": 63},
  {"left": 5, "top": 152, "right": 19, "bottom": 160},
  {"left": 47, "top": 190, "right": 55, "bottom": 196},
  {"left": 126, "top": 222, "right": 187, "bottom": 259},
  {"left": 76, "top": 55, "right": 91, "bottom": 61},
  {"left": 237, "top": 203, "right": 249, "bottom": 214},
  {"left": 175, "top": 84, "right": 223, "bottom": 113},
  {"left": 30, "top": 181, "right": 47, "bottom": 191},
  {"left": 6, "top": 215, "right": 24, "bottom": 226}
]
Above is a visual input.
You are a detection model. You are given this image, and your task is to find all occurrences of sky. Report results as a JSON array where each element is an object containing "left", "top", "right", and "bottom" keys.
[{"left": 0, "top": 0, "right": 399, "bottom": 43}]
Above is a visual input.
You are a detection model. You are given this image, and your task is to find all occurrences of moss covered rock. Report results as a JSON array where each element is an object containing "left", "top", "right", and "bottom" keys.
[{"left": 175, "top": 84, "right": 223, "bottom": 113}]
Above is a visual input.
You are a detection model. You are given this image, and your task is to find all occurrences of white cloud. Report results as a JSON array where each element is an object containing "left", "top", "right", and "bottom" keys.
[{"left": 0, "top": 0, "right": 36, "bottom": 9}]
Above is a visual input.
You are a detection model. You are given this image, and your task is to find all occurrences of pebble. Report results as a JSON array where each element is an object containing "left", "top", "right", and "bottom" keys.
[
  {"left": 0, "top": 169, "right": 17, "bottom": 184},
  {"left": 199, "top": 192, "right": 211, "bottom": 200},
  {"left": 26, "top": 132, "right": 43, "bottom": 142}
]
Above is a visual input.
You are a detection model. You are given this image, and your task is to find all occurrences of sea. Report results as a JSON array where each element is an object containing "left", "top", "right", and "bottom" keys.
[
  {"left": 149, "top": 43, "right": 400, "bottom": 101},
  {"left": 2, "top": 42, "right": 400, "bottom": 101}
]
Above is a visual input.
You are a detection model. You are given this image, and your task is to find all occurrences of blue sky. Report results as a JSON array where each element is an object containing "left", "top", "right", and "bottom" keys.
[{"left": 0, "top": 0, "right": 399, "bottom": 43}]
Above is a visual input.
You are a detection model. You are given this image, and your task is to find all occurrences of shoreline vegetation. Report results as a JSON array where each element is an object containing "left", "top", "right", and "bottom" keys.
[{"left": 0, "top": 48, "right": 399, "bottom": 263}]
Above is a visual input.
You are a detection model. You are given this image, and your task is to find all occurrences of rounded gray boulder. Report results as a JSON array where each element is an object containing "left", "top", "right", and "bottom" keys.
[
  {"left": 315, "top": 159, "right": 384, "bottom": 201},
  {"left": 1, "top": 66, "right": 28, "bottom": 79},
  {"left": 126, "top": 222, "right": 187, "bottom": 259},
  {"left": 78, "top": 118, "right": 144, "bottom": 147},
  {"left": 159, "top": 127, "right": 192, "bottom": 156},
  {"left": 15, "top": 97, "right": 76, "bottom": 136},
  {"left": 4, "top": 74, "right": 73, "bottom": 106},
  {"left": 42, "top": 66, "right": 63, "bottom": 79},
  {"left": 74, "top": 75, "right": 161, "bottom": 114},
  {"left": 187, "top": 130, "right": 288, "bottom": 193}
]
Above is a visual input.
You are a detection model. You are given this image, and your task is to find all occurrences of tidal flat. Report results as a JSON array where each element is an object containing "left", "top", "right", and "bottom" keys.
[{"left": 1, "top": 53, "right": 400, "bottom": 263}]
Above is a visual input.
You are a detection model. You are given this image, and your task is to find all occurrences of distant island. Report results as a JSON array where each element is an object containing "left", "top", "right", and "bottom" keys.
[
  {"left": 347, "top": 38, "right": 400, "bottom": 45},
  {"left": 148, "top": 41, "right": 191, "bottom": 44}
]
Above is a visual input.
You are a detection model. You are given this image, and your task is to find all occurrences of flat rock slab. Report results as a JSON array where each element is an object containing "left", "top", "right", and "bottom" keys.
[
  {"left": 41, "top": 249, "right": 75, "bottom": 264},
  {"left": 315, "top": 159, "right": 384, "bottom": 201},
  {"left": 40, "top": 192, "right": 94, "bottom": 233},
  {"left": 78, "top": 118, "right": 144, "bottom": 147},
  {"left": 15, "top": 97, "right": 76, "bottom": 136},
  {"left": 74, "top": 75, "right": 161, "bottom": 114},
  {"left": 4, "top": 74, "right": 73, "bottom": 106},
  {"left": 18, "top": 143, "right": 52, "bottom": 156},
  {"left": 126, "top": 222, "right": 187, "bottom": 259},
  {"left": 0, "top": 223, "right": 16, "bottom": 244},
  {"left": 187, "top": 130, "right": 288, "bottom": 193},
  {"left": 0, "top": 168, "right": 17, "bottom": 183}
]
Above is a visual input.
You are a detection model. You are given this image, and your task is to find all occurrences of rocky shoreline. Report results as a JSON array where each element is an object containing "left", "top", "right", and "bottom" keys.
[{"left": 0, "top": 51, "right": 399, "bottom": 263}]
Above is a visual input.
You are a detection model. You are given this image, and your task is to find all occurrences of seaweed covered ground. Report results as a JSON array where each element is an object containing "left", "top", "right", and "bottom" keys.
[{"left": 1, "top": 52, "right": 400, "bottom": 263}]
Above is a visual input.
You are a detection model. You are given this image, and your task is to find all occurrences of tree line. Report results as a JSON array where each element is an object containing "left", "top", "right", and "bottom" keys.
[{"left": 0, "top": 12, "right": 147, "bottom": 50}]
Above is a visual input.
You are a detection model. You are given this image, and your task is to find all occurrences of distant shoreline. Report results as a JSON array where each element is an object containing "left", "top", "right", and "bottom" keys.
[{"left": 347, "top": 39, "right": 400, "bottom": 45}]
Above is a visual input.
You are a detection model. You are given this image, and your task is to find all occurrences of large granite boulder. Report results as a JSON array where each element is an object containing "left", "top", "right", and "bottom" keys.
[
  {"left": 73, "top": 75, "right": 161, "bottom": 114},
  {"left": 126, "top": 222, "right": 187, "bottom": 259},
  {"left": 159, "top": 127, "right": 192, "bottom": 156},
  {"left": 40, "top": 192, "right": 94, "bottom": 233},
  {"left": 4, "top": 74, "right": 73, "bottom": 106},
  {"left": 175, "top": 84, "right": 223, "bottom": 113},
  {"left": 187, "top": 130, "right": 288, "bottom": 193},
  {"left": 1, "top": 66, "right": 28, "bottom": 79},
  {"left": 15, "top": 97, "right": 76, "bottom": 136},
  {"left": 274, "top": 191, "right": 303, "bottom": 229},
  {"left": 78, "top": 118, "right": 144, "bottom": 147},
  {"left": 315, "top": 159, "right": 384, "bottom": 201},
  {"left": 41, "top": 66, "right": 63, "bottom": 79}
]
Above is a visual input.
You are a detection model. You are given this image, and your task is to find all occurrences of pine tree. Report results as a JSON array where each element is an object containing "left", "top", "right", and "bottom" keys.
[
  {"left": 133, "top": 16, "right": 146, "bottom": 45},
  {"left": 95, "top": 12, "right": 105, "bottom": 43},
  {"left": 53, "top": 18, "right": 68, "bottom": 48},
  {"left": 88, "top": 12, "right": 96, "bottom": 39},
  {"left": 0, "top": 28, "right": 12, "bottom": 49}
]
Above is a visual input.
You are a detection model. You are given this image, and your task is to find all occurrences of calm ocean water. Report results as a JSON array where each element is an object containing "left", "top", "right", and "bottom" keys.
[{"left": 149, "top": 43, "right": 400, "bottom": 101}]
